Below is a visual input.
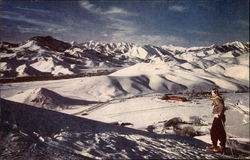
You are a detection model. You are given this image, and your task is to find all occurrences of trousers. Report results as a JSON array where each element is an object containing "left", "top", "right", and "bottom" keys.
[{"left": 210, "top": 114, "right": 226, "bottom": 148}]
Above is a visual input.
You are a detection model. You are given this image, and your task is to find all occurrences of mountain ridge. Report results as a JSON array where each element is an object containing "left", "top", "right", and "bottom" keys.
[
  {"left": 1, "top": 36, "right": 249, "bottom": 56},
  {"left": 0, "top": 36, "right": 249, "bottom": 93}
]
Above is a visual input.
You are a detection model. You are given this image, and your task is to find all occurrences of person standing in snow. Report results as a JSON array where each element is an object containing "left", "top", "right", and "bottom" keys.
[{"left": 206, "top": 88, "right": 226, "bottom": 153}]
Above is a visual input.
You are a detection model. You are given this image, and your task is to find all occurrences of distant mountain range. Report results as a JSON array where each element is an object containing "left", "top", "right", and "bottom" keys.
[{"left": 0, "top": 36, "right": 249, "bottom": 78}]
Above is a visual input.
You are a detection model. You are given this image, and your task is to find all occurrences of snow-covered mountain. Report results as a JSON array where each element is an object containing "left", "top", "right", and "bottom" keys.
[
  {"left": 1, "top": 36, "right": 249, "bottom": 77},
  {"left": 0, "top": 36, "right": 249, "bottom": 93}
]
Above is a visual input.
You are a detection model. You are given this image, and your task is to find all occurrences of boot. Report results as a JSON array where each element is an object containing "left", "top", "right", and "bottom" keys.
[
  {"left": 206, "top": 145, "right": 216, "bottom": 150},
  {"left": 213, "top": 146, "right": 225, "bottom": 153}
]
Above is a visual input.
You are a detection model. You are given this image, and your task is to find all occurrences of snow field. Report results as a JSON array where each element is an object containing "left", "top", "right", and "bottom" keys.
[{"left": 1, "top": 38, "right": 249, "bottom": 158}]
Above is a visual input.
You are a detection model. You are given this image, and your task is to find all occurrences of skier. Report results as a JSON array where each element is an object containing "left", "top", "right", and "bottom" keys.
[{"left": 206, "top": 88, "right": 226, "bottom": 153}]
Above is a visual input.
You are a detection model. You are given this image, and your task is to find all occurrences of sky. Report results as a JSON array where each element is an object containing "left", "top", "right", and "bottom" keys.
[{"left": 0, "top": 0, "right": 249, "bottom": 47}]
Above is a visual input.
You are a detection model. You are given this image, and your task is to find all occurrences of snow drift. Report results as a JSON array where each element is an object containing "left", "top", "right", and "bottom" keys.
[{"left": 6, "top": 88, "right": 97, "bottom": 110}]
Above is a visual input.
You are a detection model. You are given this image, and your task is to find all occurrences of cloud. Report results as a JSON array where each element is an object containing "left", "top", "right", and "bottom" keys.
[
  {"left": 78, "top": 1, "right": 139, "bottom": 42},
  {"left": 79, "top": 1, "right": 136, "bottom": 16},
  {"left": 168, "top": 5, "right": 186, "bottom": 12},
  {"left": 0, "top": 13, "right": 59, "bottom": 28},
  {"left": 79, "top": 1, "right": 102, "bottom": 14},
  {"left": 0, "top": 25, "right": 9, "bottom": 30},
  {"left": 16, "top": 25, "right": 67, "bottom": 34},
  {"left": 188, "top": 30, "right": 211, "bottom": 36},
  {"left": 0, "top": 11, "right": 20, "bottom": 17},
  {"left": 237, "top": 20, "right": 249, "bottom": 27},
  {"left": 141, "top": 34, "right": 187, "bottom": 46},
  {"left": 78, "top": 1, "right": 187, "bottom": 46},
  {"left": 16, "top": 7, "right": 50, "bottom": 13},
  {"left": 102, "top": 32, "right": 109, "bottom": 37},
  {"left": 108, "top": 17, "right": 137, "bottom": 32},
  {"left": 79, "top": 1, "right": 93, "bottom": 10},
  {"left": 16, "top": 26, "right": 43, "bottom": 33},
  {"left": 103, "top": 7, "right": 136, "bottom": 16},
  {"left": 0, "top": 12, "right": 69, "bottom": 35},
  {"left": 110, "top": 33, "right": 187, "bottom": 46}
]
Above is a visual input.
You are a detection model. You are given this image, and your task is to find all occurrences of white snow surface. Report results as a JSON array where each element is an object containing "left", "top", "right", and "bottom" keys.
[
  {"left": 1, "top": 38, "right": 249, "bottom": 158},
  {"left": 1, "top": 38, "right": 249, "bottom": 90},
  {"left": 1, "top": 79, "right": 249, "bottom": 158},
  {"left": 1, "top": 76, "right": 249, "bottom": 142},
  {"left": 1, "top": 98, "right": 231, "bottom": 159}
]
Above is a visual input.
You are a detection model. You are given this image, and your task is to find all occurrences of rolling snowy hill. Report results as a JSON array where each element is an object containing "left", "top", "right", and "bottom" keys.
[{"left": 0, "top": 36, "right": 249, "bottom": 94}]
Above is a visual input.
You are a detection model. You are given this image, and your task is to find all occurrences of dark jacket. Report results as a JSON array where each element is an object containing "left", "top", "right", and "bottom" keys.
[{"left": 211, "top": 95, "right": 225, "bottom": 115}]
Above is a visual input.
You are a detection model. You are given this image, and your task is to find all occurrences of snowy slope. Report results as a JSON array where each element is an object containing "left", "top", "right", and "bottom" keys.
[
  {"left": 109, "top": 56, "right": 249, "bottom": 93},
  {"left": 6, "top": 88, "right": 97, "bottom": 110},
  {"left": 1, "top": 81, "right": 249, "bottom": 158},
  {"left": 1, "top": 98, "right": 230, "bottom": 159}
]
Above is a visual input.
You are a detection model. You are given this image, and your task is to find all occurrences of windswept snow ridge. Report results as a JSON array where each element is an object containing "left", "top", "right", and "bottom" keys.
[{"left": 6, "top": 88, "right": 96, "bottom": 110}]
